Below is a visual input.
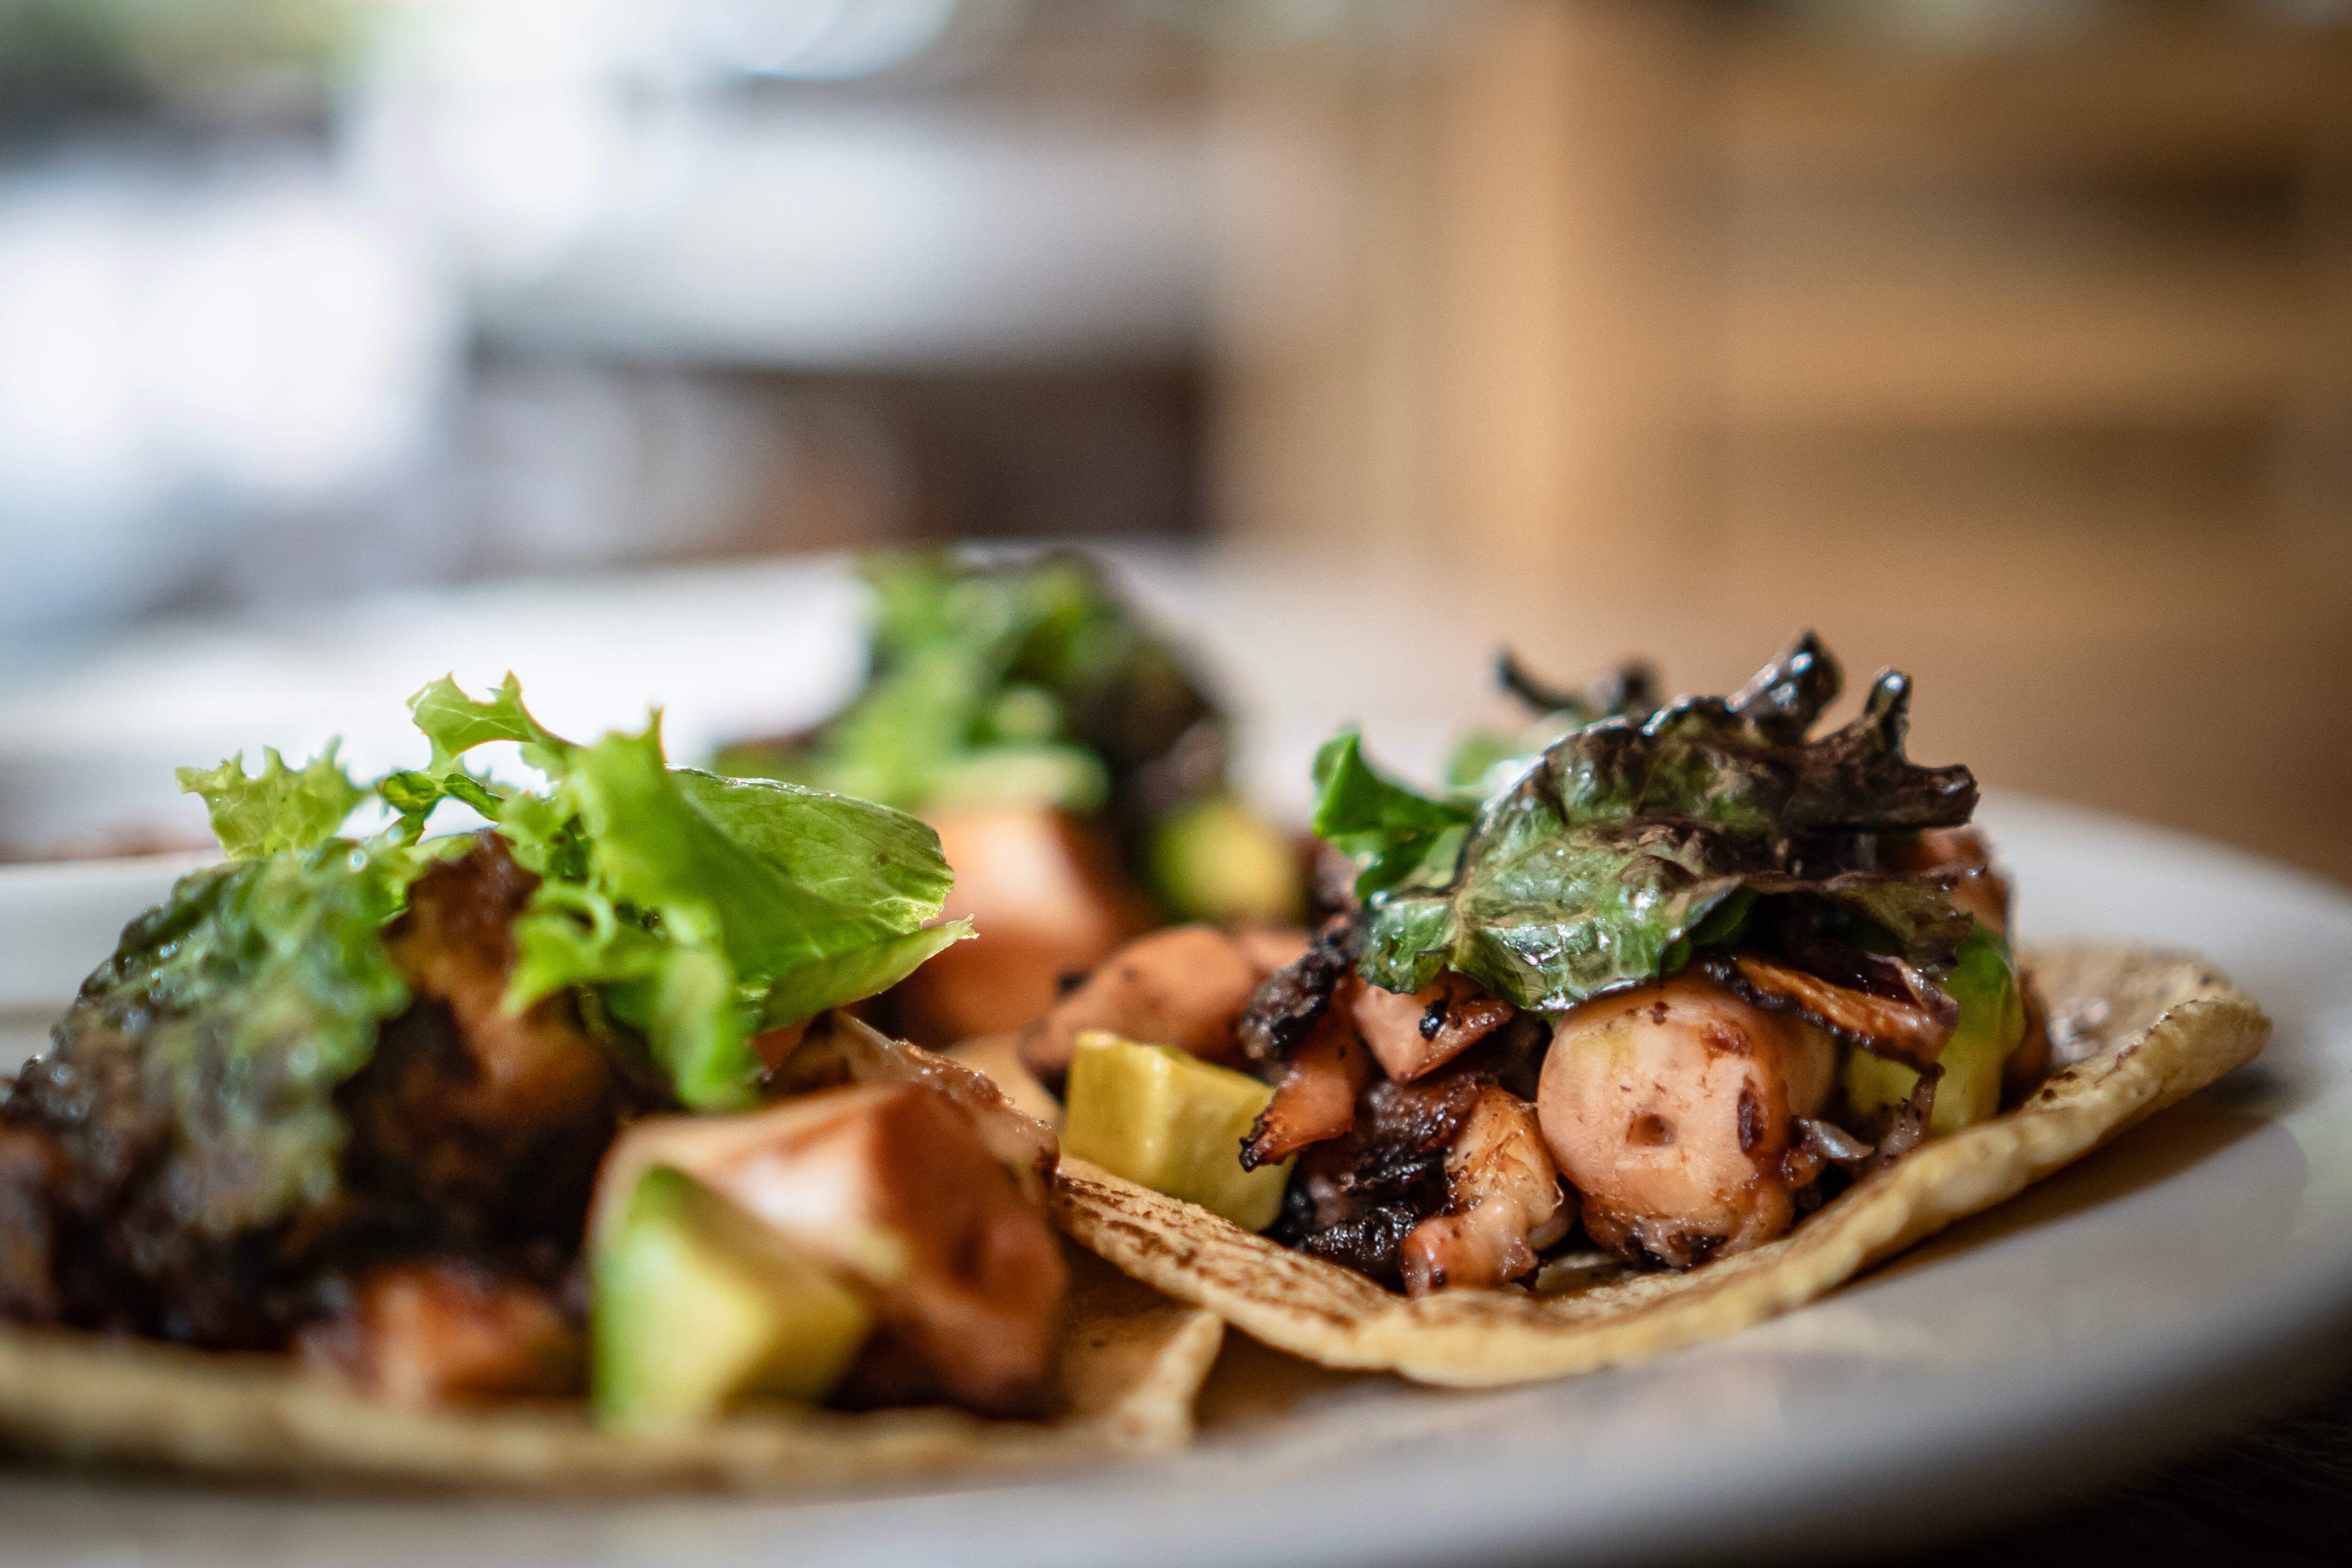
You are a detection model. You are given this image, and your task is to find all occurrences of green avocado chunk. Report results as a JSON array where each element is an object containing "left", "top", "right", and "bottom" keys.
[
  {"left": 1062, "top": 1032, "right": 1294, "bottom": 1231},
  {"left": 1146, "top": 794, "right": 1305, "bottom": 926},
  {"left": 1844, "top": 923, "right": 2026, "bottom": 1138},
  {"left": 592, "top": 1167, "right": 873, "bottom": 1432}
]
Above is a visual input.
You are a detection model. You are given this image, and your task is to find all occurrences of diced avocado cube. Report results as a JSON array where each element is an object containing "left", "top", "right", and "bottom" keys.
[
  {"left": 1061, "top": 1031, "right": 1294, "bottom": 1231},
  {"left": 1844, "top": 924, "right": 2027, "bottom": 1139},
  {"left": 1146, "top": 795, "right": 1305, "bottom": 926},
  {"left": 592, "top": 1166, "right": 872, "bottom": 1432}
]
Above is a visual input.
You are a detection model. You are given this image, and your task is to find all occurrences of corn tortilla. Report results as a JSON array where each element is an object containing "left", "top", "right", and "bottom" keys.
[
  {"left": 0, "top": 1244, "right": 1222, "bottom": 1493},
  {"left": 1050, "top": 944, "right": 2269, "bottom": 1385}
]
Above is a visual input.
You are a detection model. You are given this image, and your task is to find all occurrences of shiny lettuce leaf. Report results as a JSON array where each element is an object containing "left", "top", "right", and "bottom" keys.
[
  {"left": 1310, "top": 730, "right": 1476, "bottom": 899},
  {"left": 1354, "top": 634, "right": 1979, "bottom": 1011},
  {"left": 176, "top": 743, "right": 367, "bottom": 860}
]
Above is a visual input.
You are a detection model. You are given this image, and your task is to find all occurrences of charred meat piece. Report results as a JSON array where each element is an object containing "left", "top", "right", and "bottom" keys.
[
  {"left": 337, "top": 835, "right": 635, "bottom": 1254},
  {"left": 1241, "top": 1011, "right": 1371, "bottom": 1170},
  {"left": 1347, "top": 971, "right": 1516, "bottom": 1083},
  {"left": 1236, "top": 913, "right": 1357, "bottom": 1068},
  {"left": 298, "top": 1260, "right": 581, "bottom": 1406},
  {"left": 0, "top": 834, "right": 634, "bottom": 1352},
  {"left": 1019, "top": 925, "right": 1269, "bottom": 1084},
  {"left": 1538, "top": 973, "right": 1836, "bottom": 1268},
  {"left": 1399, "top": 1087, "right": 1569, "bottom": 1296},
  {"left": 1, "top": 1012, "right": 270, "bottom": 1346},
  {"left": 0, "top": 1125, "right": 60, "bottom": 1321}
]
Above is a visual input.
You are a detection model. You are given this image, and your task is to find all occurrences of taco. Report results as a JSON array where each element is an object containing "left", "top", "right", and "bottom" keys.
[
  {"left": 715, "top": 550, "right": 1306, "bottom": 1044},
  {"left": 0, "top": 678, "right": 1221, "bottom": 1487},
  {"left": 1031, "top": 635, "right": 2269, "bottom": 1380}
]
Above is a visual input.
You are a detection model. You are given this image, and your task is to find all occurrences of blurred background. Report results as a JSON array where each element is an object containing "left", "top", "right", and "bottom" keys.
[{"left": 0, "top": 0, "right": 2348, "bottom": 880}]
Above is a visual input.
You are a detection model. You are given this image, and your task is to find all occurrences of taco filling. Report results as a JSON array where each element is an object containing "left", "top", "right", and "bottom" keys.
[
  {"left": 0, "top": 676, "right": 1097, "bottom": 1437},
  {"left": 1047, "top": 633, "right": 2062, "bottom": 1290},
  {"left": 715, "top": 551, "right": 1305, "bottom": 1044}
]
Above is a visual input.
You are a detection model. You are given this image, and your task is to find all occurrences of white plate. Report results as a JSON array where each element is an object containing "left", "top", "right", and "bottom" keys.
[{"left": 2, "top": 794, "right": 2348, "bottom": 1567}]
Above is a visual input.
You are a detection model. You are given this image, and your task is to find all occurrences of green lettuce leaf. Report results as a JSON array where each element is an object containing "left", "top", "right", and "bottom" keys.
[
  {"left": 716, "top": 551, "right": 1212, "bottom": 824},
  {"left": 754, "top": 919, "right": 973, "bottom": 1033},
  {"left": 1311, "top": 731, "right": 1476, "bottom": 899},
  {"left": 177, "top": 743, "right": 366, "bottom": 859},
  {"left": 409, "top": 672, "right": 574, "bottom": 778},
  {"left": 495, "top": 716, "right": 964, "bottom": 1109},
  {"left": 1354, "top": 635, "right": 1979, "bottom": 1011},
  {"left": 669, "top": 769, "right": 953, "bottom": 931}
]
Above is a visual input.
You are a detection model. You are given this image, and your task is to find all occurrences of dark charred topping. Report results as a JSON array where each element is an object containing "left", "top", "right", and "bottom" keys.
[
  {"left": 1296, "top": 1202, "right": 1426, "bottom": 1285},
  {"left": 1496, "top": 650, "right": 1658, "bottom": 724},
  {"left": 1700, "top": 949, "right": 1954, "bottom": 1075},
  {"left": 1237, "top": 912, "right": 1359, "bottom": 1070},
  {"left": 1266, "top": 1069, "right": 1491, "bottom": 1286},
  {"left": 1354, "top": 633, "right": 1981, "bottom": 1015},
  {"left": 338, "top": 835, "right": 647, "bottom": 1255}
]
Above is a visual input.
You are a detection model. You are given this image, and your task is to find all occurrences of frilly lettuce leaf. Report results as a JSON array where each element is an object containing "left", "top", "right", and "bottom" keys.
[
  {"left": 167, "top": 672, "right": 965, "bottom": 1114},
  {"left": 409, "top": 672, "right": 573, "bottom": 777},
  {"left": 176, "top": 743, "right": 367, "bottom": 860},
  {"left": 1349, "top": 634, "right": 1979, "bottom": 1011}
]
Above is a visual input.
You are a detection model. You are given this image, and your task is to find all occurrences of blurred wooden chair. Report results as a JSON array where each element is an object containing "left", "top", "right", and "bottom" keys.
[{"left": 1208, "top": 0, "right": 2352, "bottom": 568}]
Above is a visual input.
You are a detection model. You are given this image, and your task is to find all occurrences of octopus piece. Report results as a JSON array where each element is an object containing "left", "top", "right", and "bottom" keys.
[
  {"left": 342, "top": 834, "right": 627, "bottom": 1247},
  {"left": 1537, "top": 973, "right": 1836, "bottom": 1268},
  {"left": 1236, "top": 913, "right": 1356, "bottom": 1068},
  {"left": 1240, "top": 1011, "right": 1371, "bottom": 1170},
  {"left": 1018, "top": 924, "right": 1268, "bottom": 1083},
  {"left": 893, "top": 806, "right": 1153, "bottom": 1044},
  {"left": 1399, "top": 1087, "right": 1570, "bottom": 1296},
  {"left": 1347, "top": 971, "right": 1517, "bottom": 1083}
]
